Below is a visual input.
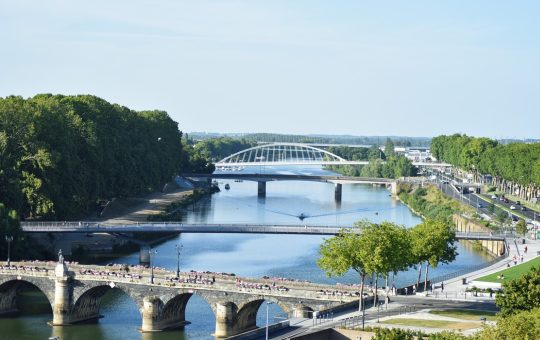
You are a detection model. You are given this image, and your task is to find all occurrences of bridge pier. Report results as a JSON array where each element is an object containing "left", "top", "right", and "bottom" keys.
[
  {"left": 292, "top": 305, "right": 313, "bottom": 318},
  {"left": 257, "top": 181, "right": 266, "bottom": 198},
  {"left": 334, "top": 183, "right": 342, "bottom": 202},
  {"left": 390, "top": 182, "right": 398, "bottom": 196},
  {"left": 52, "top": 262, "right": 71, "bottom": 325},
  {"left": 215, "top": 302, "right": 237, "bottom": 338},
  {"left": 141, "top": 296, "right": 165, "bottom": 332},
  {"left": 139, "top": 245, "right": 151, "bottom": 264}
]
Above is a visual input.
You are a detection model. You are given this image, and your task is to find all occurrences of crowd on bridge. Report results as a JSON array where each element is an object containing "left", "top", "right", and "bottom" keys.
[
  {"left": 0, "top": 263, "right": 50, "bottom": 273},
  {"left": 78, "top": 268, "right": 143, "bottom": 280},
  {"left": 236, "top": 278, "right": 289, "bottom": 292}
]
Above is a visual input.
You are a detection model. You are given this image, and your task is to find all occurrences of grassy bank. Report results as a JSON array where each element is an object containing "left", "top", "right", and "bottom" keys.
[
  {"left": 429, "top": 309, "right": 497, "bottom": 321},
  {"left": 476, "top": 256, "right": 540, "bottom": 283},
  {"left": 398, "top": 184, "right": 473, "bottom": 223}
]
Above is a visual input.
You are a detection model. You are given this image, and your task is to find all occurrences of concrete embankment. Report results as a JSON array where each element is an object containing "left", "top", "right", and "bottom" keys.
[{"left": 453, "top": 214, "right": 506, "bottom": 257}]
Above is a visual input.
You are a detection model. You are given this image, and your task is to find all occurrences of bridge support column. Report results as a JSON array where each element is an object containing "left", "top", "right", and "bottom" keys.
[
  {"left": 214, "top": 302, "right": 236, "bottom": 338},
  {"left": 292, "top": 305, "right": 312, "bottom": 318},
  {"left": 141, "top": 296, "right": 164, "bottom": 332},
  {"left": 139, "top": 245, "right": 150, "bottom": 264},
  {"left": 52, "top": 262, "right": 71, "bottom": 325},
  {"left": 257, "top": 181, "right": 266, "bottom": 198},
  {"left": 390, "top": 182, "right": 398, "bottom": 196},
  {"left": 334, "top": 183, "right": 342, "bottom": 202}
]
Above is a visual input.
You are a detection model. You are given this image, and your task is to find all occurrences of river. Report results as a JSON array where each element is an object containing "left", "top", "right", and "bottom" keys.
[{"left": 2, "top": 166, "right": 493, "bottom": 340}]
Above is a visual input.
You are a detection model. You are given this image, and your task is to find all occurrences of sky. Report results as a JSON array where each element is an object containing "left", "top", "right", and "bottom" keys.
[{"left": 1, "top": 1, "right": 539, "bottom": 138}]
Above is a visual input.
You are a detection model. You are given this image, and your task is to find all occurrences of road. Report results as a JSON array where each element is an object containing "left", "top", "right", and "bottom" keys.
[
  {"left": 433, "top": 172, "right": 539, "bottom": 224},
  {"left": 261, "top": 296, "right": 497, "bottom": 339}
]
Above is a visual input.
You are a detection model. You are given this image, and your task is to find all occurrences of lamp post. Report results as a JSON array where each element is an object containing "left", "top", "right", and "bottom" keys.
[
  {"left": 5, "top": 236, "right": 13, "bottom": 266},
  {"left": 175, "top": 244, "right": 182, "bottom": 278},
  {"left": 265, "top": 301, "right": 273, "bottom": 340},
  {"left": 149, "top": 249, "right": 157, "bottom": 284}
]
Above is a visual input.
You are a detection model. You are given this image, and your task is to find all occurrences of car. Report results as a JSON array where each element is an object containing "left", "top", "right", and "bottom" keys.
[
  {"left": 516, "top": 201, "right": 521, "bottom": 205},
  {"left": 504, "top": 198, "right": 509, "bottom": 203},
  {"left": 491, "top": 194, "right": 498, "bottom": 199},
  {"left": 511, "top": 215, "right": 518, "bottom": 222},
  {"left": 521, "top": 206, "right": 526, "bottom": 211},
  {"left": 477, "top": 203, "right": 484, "bottom": 208},
  {"left": 510, "top": 205, "right": 516, "bottom": 210}
]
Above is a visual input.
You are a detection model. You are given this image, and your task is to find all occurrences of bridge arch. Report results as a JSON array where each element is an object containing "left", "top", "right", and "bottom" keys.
[
  {"left": 0, "top": 277, "right": 54, "bottom": 315},
  {"left": 71, "top": 282, "right": 144, "bottom": 324},
  {"left": 216, "top": 143, "right": 346, "bottom": 166},
  {"left": 159, "top": 292, "right": 194, "bottom": 329}
]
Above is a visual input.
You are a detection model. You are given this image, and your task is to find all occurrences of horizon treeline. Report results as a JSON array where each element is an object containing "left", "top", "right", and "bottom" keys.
[{"left": 0, "top": 94, "right": 205, "bottom": 220}]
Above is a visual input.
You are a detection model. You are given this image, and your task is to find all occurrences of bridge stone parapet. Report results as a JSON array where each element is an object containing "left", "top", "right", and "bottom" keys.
[{"left": 0, "top": 261, "right": 357, "bottom": 337}]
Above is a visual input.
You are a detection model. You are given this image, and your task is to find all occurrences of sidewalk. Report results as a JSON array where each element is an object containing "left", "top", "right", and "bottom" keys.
[{"left": 421, "top": 237, "right": 540, "bottom": 301}]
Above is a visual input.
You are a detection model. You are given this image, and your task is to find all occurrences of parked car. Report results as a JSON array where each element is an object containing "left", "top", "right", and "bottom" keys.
[
  {"left": 491, "top": 194, "right": 498, "bottom": 199},
  {"left": 477, "top": 203, "right": 484, "bottom": 208},
  {"left": 510, "top": 205, "right": 516, "bottom": 210},
  {"left": 521, "top": 206, "right": 526, "bottom": 211},
  {"left": 516, "top": 201, "right": 521, "bottom": 205}
]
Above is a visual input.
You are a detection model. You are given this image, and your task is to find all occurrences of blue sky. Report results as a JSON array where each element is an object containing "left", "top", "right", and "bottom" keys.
[{"left": 1, "top": 1, "right": 538, "bottom": 138}]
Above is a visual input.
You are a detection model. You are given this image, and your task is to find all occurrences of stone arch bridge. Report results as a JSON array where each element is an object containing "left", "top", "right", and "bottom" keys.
[{"left": 0, "top": 261, "right": 359, "bottom": 337}]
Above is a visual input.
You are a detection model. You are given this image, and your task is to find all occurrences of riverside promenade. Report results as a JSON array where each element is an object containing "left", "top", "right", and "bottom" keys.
[{"left": 418, "top": 236, "right": 540, "bottom": 301}]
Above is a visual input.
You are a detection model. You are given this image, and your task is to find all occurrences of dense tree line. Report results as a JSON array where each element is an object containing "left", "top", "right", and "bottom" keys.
[
  {"left": 0, "top": 94, "right": 210, "bottom": 220},
  {"left": 431, "top": 134, "right": 540, "bottom": 202},
  {"left": 326, "top": 143, "right": 416, "bottom": 179},
  {"left": 190, "top": 132, "right": 432, "bottom": 147},
  {"left": 193, "top": 137, "right": 255, "bottom": 162}
]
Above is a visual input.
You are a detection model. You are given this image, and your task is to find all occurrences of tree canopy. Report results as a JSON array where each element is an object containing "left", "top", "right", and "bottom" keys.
[
  {"left": 495, "top": 266, "right": 540, "bottom": 316},
  {"left": 432, "top": 134, "right": 540, "bottom": 188},
  {"left": 0, "top": 94, "right": 210, "bottom": 220}
]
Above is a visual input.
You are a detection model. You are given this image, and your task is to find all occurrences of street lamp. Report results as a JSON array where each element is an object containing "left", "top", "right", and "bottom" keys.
[
  {"left": 265, "top": 301, "right": 274, "bottom": 340},
  {"left": 149, "top": 249, "right": 157, "bottom": 284},
  {"left": 5, "top": 236, "right": 13, "bottom": 266},
  {"left": 175, "top": 244, "right": 183, "bottom": 278}
]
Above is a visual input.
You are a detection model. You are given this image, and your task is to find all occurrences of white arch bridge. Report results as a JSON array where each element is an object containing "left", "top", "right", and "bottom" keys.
[{"left": 215, "top": 143, "right": 450, "bottom": 168}]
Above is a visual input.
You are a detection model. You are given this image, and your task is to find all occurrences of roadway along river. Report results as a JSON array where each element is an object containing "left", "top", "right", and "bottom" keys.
[{"left": 3, "top": 166, "right": 493, "bottom": 340}]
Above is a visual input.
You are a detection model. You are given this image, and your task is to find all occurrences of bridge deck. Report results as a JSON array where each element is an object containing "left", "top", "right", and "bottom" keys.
[
  {"left": 183, "top": 173, "right": 395, "bottom": 184},
  {"left": 0, "top": 261, "right": 361, "bottom": 303},
  {"left": 20, "top": 222, "right": 506, "bottom": 240}
]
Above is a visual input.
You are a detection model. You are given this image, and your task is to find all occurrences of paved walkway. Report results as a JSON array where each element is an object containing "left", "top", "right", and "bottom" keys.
[{"left": 418, "top": 236, "right": 540, "bottom": 301}]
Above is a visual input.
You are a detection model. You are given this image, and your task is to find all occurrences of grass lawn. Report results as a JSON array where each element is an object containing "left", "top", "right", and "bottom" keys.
[
  {"left": 429, "top": 309, "right": 497, "bottom": 321},
  {"left": 381, "top": 318, "right": 479, "bottom": 330},
  {"left": 476, "top": 256, "right": 540, "bottom": 283}
]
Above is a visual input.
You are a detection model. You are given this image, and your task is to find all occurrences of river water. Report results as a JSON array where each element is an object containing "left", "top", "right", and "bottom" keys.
[{"left": 2, "top": 167, "right": 492, "bottom": 340}]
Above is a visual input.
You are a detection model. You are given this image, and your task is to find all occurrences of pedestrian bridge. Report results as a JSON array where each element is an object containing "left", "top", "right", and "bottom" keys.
[
  {"left": 20, "top": 222, "right": 506, "bottom": 241},
  {"left": 0, "top": 261, "right": 359, "bottom": 337}
]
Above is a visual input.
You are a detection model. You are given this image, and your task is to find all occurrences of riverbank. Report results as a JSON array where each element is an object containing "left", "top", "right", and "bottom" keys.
[
  {"left": 397, "top": 183, "right": 504, "bottom": 263},
  {"left": 28, "top": 183, "right": 220, "bottom": 262}
]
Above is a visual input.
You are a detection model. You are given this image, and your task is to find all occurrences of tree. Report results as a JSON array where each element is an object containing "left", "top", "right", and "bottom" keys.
[
  {"left": 368, "top": 145, "right": 385, "bottom": 160},
  {"left": 410, "top": 220, "right": 457, "bottom": 291},
  {"left": 0, "top": 94, "right": 210, "bottom": 220},
  {"left": 478, "top": 308, "right": 540, "bottom": 339},
  {"left": 318, "top": 223, "right": 370, "bottom": 327},
  {"left": 318, "top": 221, "right": 412, "bottom": 327},
  {"left": 384, "top": 138, "right": 395, "bottom": 158},
  {"left": 495, "top": 266, "right": 540, "bottom": 316},
  {"left": 515, "top": 220, "right": 528, "bottom": 236}
]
